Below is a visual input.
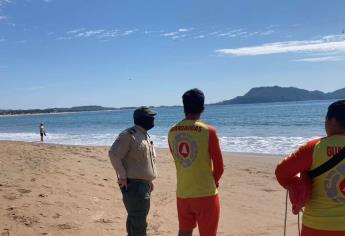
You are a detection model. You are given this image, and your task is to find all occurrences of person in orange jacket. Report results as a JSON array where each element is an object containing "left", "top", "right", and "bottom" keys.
[{"left": 275, "top": 100, "right": 345, "bottom": 236}]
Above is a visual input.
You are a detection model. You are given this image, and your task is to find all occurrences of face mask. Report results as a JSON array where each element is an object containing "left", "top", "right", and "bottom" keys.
[{"left": 136, "top": 116, "right": 155, "bottom": 131}]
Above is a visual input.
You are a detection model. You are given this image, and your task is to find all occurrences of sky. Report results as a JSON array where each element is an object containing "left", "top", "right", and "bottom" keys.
[{"left": 0, "top": 0, "right": 345, "bottom": 109}]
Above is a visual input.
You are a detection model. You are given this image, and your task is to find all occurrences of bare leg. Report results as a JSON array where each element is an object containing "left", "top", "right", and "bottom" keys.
[{"left": 178, "top": 230, "right": 193, "bottom": 236}]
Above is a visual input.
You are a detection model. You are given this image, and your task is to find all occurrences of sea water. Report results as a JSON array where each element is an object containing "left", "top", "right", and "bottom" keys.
[{"left": 0, "top": 100, "right": 336, "bottom": 155}]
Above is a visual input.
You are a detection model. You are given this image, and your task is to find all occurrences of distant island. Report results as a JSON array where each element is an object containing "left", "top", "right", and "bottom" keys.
[
  {"left": 214, "top": 86, "right": 345, "bottom": 105},
  {"left": 1, "top": 86, "right": 345, "bottom": 115}
]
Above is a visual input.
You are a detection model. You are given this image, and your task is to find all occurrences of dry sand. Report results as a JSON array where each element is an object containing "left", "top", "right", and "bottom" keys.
[{"left": 0, "top": 141, "right": 301, "bottom": 236}]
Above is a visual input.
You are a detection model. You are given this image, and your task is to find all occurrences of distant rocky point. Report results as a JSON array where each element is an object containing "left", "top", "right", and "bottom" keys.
[{"left": 214, "top": 86, "right": 345, "bottom": 105}]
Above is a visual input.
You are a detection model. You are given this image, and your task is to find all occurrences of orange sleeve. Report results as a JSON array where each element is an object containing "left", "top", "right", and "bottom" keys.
[
  {"left": 275, "top": 138, "right": 320, "bottom": 188},
  {"left": 208, "top": 125, "right": 224, "bottom": 187}
]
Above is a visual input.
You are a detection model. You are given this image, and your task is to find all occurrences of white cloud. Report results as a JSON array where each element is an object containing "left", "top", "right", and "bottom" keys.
[
  {"left": 60, "top": 28, "right": 138, "bottom": 40},
  {"left": 195, "top": 34, "right": 206, "bottom": 39},
  {"left": 178, "top": 28, "right": 190, "bottom": 32},
  {"left": 322, "top": 34, "right": 345, "bottom": 41},
  {"left": 161, "top": 31, "right": 178, "bottom": 37},
  {"left": 0, "top": 1, "right": 12, "bottom": 25},
  {"left": 308, "top": 51, "right": 344, "bottom": 57},
  {"left": 66, "top": 28, "right": 85, "bottom": 35},
  {"left": 216, "top": 35, "right": 345, "bottom": 56},
  {"left": 241, "top": 31, "right": 259, "bottom": 38},
  {"left": 0, "top": 0, "right": 12, "bottom": 7},
  {"left": 56, "top": 27, "right": 268, "bottom": 41},
  {"left": 217, "top": 32, "right": 233, "bottom": 37},
  {"left": 208, "top": 31, "right": 221, "bottom": 36},
  {"left": 144, "top": 30, "right": 153, "bottom": 34},
  {"left": 76, "top": 30, "right": 104, "bottom": 38},
  {"left": 121, "top": 29, "right": 137, "bottom": 36},
  {"left": 294, "top": 56, "right": 345, "bottom": 62},
  {"left": 97, "top": 29, "right": 119, "bottom": 39},
  {"left": 172, "top": 34, "right": 186, "bottom": 40},
  {"left": 214, "top": 28, "right": 270, "bottom": 39}
]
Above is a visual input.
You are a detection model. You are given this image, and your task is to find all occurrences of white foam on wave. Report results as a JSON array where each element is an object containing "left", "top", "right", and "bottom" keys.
[
  {"left": 0, "top": 132, "right": 319, "bottom": 155},
  {"left": 0, "top": 132, "right": 38, "bottom": 142},
  {"left": 0, "top": 132, "right": 116, "bottom": 146},
  {"left": 219, "top": 136, "right": 320, "bottom": 155}
]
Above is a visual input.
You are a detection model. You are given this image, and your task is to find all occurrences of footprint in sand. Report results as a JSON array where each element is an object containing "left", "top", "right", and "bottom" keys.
[
  {"left": 38, "top": 193, "right": 48, "bottom": 198},
  {"left": 94, "top": 218, "right": 114, "bottom": 223},
  {"left": 58, "top": 224, "right": 72, "bottom": 230},
  {"left": 52, "top": 213, "right": 61, "bottom": 219},
  {"left": 6, "top": 206, "right": 16, "bottom": 211},
  {"left": 261, "top": 188, "right": 278, "bottom": 193},
  {"left": 17, "top": 189, "right": 32, "bottom": 194},
  {"left": 57, "top": 223, "right": 78, "bottom": 230},
  {"left": 3, "top": 193, "right": 21, "bottom": 200}
]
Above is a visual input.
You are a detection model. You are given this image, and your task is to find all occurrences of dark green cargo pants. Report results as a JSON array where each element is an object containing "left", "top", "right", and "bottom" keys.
[{"left": 121, "top": 180, "right": 151, "bottom": 236}]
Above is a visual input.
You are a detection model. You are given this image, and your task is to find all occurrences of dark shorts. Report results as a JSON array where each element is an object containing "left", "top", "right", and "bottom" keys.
[{"left": 40, "top": 133, "right": 44, "bottom": 137}]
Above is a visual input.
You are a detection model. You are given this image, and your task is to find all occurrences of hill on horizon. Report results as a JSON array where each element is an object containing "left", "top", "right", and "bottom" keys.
[{"left": 215, "top": 86, "right": 345, "bottom": 105}]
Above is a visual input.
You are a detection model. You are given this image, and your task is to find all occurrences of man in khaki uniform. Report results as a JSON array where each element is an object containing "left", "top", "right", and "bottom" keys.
[{"left": 109, "top": 106, "right": 157, "bottom": 236}]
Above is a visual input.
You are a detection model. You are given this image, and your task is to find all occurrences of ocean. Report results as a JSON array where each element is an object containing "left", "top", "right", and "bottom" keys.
[{"left": 0, "top": 100, "right": 336, "bottom": 155}]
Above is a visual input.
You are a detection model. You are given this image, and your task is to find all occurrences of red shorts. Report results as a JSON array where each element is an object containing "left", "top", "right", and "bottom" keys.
[
  {"left": 177, "top": 195, "right": 220, "bottom": 236},
  {"left": 302, "top": 225, "right": 345, "bottom": 236}
]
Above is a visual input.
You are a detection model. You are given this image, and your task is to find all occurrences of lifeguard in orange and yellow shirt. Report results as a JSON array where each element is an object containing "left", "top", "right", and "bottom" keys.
[
  {"left": 275, "top": 100, "right": 345, "bottom": 236},
  {"left": 168, "top": 88, "right": 224, "bottom": 236}
]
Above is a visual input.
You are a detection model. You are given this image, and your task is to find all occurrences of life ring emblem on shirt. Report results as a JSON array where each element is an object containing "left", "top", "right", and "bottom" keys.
[
  {"left": 173, "top": 134, "right": 197, "bottom": 167},
  {"left": 324, "top": 163, "right": 345, "bottom": 203}
]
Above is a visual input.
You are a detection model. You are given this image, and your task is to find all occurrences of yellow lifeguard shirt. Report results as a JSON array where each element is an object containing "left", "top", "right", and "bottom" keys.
[
  {"left": 168, "top": 119, "right": 219, "bottom": 198},
  {"left": 302, "top": 135, "right": 345, "bottom": 231}
]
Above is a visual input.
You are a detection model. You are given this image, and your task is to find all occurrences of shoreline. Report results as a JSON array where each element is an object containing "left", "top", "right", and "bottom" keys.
[{"left": 0, "top": 140, "right": 286, "bottom": 157}]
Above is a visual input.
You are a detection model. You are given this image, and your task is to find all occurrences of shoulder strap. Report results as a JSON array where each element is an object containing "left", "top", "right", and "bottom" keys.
[{"left": 308, "top": 147, "right": 345, "bottom": 178}]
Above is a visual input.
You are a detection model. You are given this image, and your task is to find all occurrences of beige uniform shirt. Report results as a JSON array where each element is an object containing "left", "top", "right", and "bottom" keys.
[{"left": 109, "top": 125, "right": 157, "bottom": 181}]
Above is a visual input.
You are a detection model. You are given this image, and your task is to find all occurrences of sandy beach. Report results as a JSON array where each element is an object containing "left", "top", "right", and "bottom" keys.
[{"left": 0, "top": 141, "right": 301, "bottom": 236}]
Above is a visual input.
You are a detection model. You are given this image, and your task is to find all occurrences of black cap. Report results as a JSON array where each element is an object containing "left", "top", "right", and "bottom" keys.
[{"left": 133, "top": 106, "right": 157, "bottom": 120}]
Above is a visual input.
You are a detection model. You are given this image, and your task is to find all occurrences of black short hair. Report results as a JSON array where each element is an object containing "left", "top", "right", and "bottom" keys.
[
  {"left": 182, "top": 88, "right": 205, "bottom": 115},
  {"left": 326, "top": 100, "right": 345, "bottom": 128}
]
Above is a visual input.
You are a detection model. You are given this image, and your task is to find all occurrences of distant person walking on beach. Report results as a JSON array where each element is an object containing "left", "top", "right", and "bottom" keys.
[
  {"left": 275, "top": 100, "right": 345, "bottom": 236},
  {"left": 168, "top": 88, "right": 224, "bottom": 236},
  {"left": 39, "top": 123, "right": 46, "bottom": 142},
  {"left": 109, "top": 106, "right": 157, "bottom": 236}
]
